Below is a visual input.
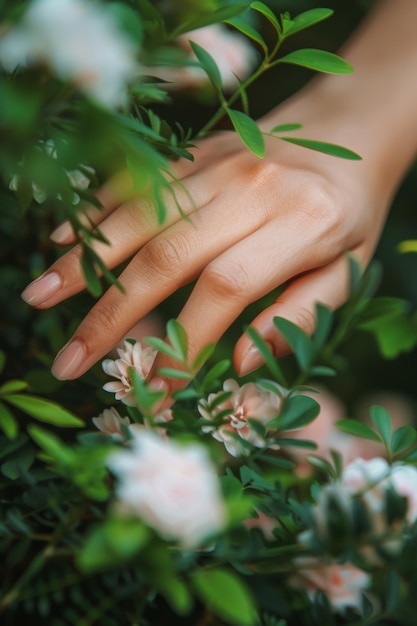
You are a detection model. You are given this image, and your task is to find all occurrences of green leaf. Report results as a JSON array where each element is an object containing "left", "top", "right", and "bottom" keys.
[
  {"left": 189, "top": 41, "right": 222, "bottom": 91},
  {"left": 0, "top": 401, "right": 18, "bottom": 440},
  {"left": 77, "top": 519, "right": 149, "bottom": 573},
  {"left": 336, "top": 419, "right": 381, "bottom": 443},
  {"left": 309, "top": 365, "right": 336, "bottom": 377},
  {"left": 272, "top": 394, "right": 320, "bottom": 430},
  {"left": 358, "top": 311, "right": 417, "bottom": 359},
  {"left": 131, "top": 370, "right": 166, "bottom": 413},
  {"left": 279, "top": 49, "right": 353, "bottom": 74},
  {"left": 312, "top": 304, "right": 333, "bottom": 350},
  {"left": 81, "top": 246, "right": 102, "bottom": 297},
  {"left": 226, "top": 17, "right": 268, "bottom": 52},
  {"left": 27, "top": 425, "right": 74, "bottom": 464},
  {"left": 145, "top": 336, "right": 182, "bottom": 362},
  {"left": 175, "top": 5, "right": 249, "bottom": 36},
  {"left": 398, "top": 239, "right": 417, "bottom": 254},
  {"left": 245, "top": 327, "right": 287, "bottom": 387},
  {"left": 202, "top": 360, "right": 231, "bottom": 391},
  {"left": 279, "top": 137, "right": 361, "bottom": 160},
  {"left": 270, "top": 123, "right": 303, "bottom": 133},
  {"left": 370, "top": 405, "right": 392, "bottom": 450},
  {"left": 166, "top": 318, "right": 188, "bottom": 361},
  {"left": 191, "top": 342, "right": 216, "bottom": 371},
  {"left": 6, "top": 394, "right": 84, "bottom": 428},
  {"left": 284, "top": 9, "right": 334, "bottom": 36},
  {"left": 0, "top": 380, "right": 29, "bottom": 395},
  {"left": 250, "top": 2, "right": 280, "bottom": 34},
  {"left": 0, "top": 351, "right": 5, "bottom": 375},
  {"left": 156, "top": 368, "right": 193, "bottom": 380},
  {"left": 392, "top": 426, "right": 417, "bottom": 456},
  {"left": 227, "top": 109, "right": 265, "bottom": 158},
  {"left": 159, "top": 577, "right": 193, "bottom": 616},
  {"left": 273, "top": 316, "right": 314, "bottom": 370},
  {"left": 356, "top": 297, "right": 409, "bottom": 324},
  {"left": 192, "top": 567, "right": 258, "bottom": 626}
]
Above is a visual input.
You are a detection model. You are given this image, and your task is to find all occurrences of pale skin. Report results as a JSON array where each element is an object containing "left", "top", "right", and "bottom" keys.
[{"left": 21, "top": 0, "right": 417, "bottom": 396}]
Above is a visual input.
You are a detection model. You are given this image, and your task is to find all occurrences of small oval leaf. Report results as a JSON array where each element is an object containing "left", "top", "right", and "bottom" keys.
[
  {"left": 279, "top": 49, "right": 353, "bottom": 74},
  {"left": 227, "top": 109, "right": 265, "bottom": 158},
  {"left": 6, "top": 394, "right": 84, "bottom": 428}
]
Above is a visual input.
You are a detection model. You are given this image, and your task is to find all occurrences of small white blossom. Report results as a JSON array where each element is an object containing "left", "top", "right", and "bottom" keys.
[
  {"left": 0, "top": 0, "right": 139, "bottom": 108},
  {"left": 92, "top": 407, "right": 131, "bottom": 441},
  {"left": 102, "top": 340, "right": 156, "bottom": 406},
  {"left": 388, "top": 463, "right": 417, "bottom": 524},
  {"left": 291, "top": 558, "right": 370, "bottom": 613},
  {"left": 107, "top": 430, "right": 226, "bottom": 548},
  {"left": 198, "top": 379, "right": 283, "bottom": 457}
]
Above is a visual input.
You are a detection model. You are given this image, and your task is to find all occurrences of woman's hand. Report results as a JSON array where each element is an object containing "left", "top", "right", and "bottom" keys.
[
  {"left": 21, "top": 0, "right": 417, "bottom": 390},
  {"left": 21, "top": 125, "right": 387, "bottom": 387}
]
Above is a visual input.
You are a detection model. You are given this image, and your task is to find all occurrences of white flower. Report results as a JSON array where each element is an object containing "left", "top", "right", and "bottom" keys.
[
  {"left": 92, "top": 407, "right": 130, "bottom": 441},
  {"left": 199, "top": 379, "right": 282, "bottom": 457},
  {"left": 107, "top": 430, "right": 226, "bottom": 548},
  {"left": 153, "top": 24, "right": 257, "bottom": 91},
  {"left": 291, "top": 558, "right": 370, "bottom": 613},
  {"left": 0, "top": 0, "right": 139, "bottom": 108},
  {"left": 389, "top": 463, "right": 417, "bottom": 524},
  {"left": 102, "top": 340, "right": 156, "bottom": 406}
]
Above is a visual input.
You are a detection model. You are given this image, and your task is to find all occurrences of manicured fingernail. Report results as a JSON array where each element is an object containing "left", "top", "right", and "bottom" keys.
[
  {"left": 52, "top": 340, "right": 86, "bottom": 380},
  {"left": 21, "top": 271, "right": 62, "bottom": 306},
  {"left": 50, "top": 222, "right": 73, "bottom": 244},
  {"left": 149, "top": 377, "right": 169, "bottom": 394},
  {"left": 148, "top": 377, "right": 170, "bottom": 411},
  {"left": 239, "top": 341, "right": 274, "bottom": 376}
]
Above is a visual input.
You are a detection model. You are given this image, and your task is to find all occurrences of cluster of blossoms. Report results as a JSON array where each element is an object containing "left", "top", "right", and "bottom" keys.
[
  {"left": 0, "top": 0, "right": 140, "bottom": 108},
  {"left": 106, "top": 429, "right": 226, "bottom": 549},
  {"left": 198, "top": 378, "right": 284, "bottom": 457},
  {"left": 297, "top": 456, "right": 417, "bottom": 598},
  {"left": 102, "top": 341, "right": 284, "bottom": 457},
  {"left": 99, "top": 338, "right": 417, "bottom": 613}
]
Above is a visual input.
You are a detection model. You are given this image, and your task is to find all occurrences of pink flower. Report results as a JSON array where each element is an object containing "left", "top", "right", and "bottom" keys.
[
  {"left": 291, "top": 558, "right": 370, "bottom": 613},
  {"left": 199, "top": 379, "right": 283, "bottom": 457},
  {"left": 92, "top": 406, "right": 173, "bottom": 441},
  {"left": 102, "top": 340, "right": 156, "bottom": 406},
  {"left": 107, "top": 430, "right": 226, "bottom": 548},
  {"left": 153, "top": 24, "right": 257, "bottom": 92},
  {"left": 92, "top": 407, "right": 131, "bottom": 440}
]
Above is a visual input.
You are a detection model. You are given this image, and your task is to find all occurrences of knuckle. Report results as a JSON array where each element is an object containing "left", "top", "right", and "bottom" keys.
[
  {"left": 87, "top": 301, "right": 124, "bottom": 336},
  {"left": 202, "top": 260, "right": 250, "bottom": 301},
  {"left": 142, "top": 233, "right": 189, "bottom": 278},
  {"left": 299, "top": 178, "right": 343, "bottom": 236}
]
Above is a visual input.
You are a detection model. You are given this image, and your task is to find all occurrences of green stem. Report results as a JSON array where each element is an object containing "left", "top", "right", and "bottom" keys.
[{"left": 196, "top": 36, "right": 286, "bottom": 139}]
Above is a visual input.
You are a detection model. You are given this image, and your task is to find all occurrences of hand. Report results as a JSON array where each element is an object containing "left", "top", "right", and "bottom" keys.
[{"left": 21, "top": 121, "right": 389, "bottom": 390}]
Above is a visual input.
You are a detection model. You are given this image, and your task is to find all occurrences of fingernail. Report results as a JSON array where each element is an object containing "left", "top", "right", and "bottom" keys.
[
  {"left": 50, "top": 222, "right": 73, "bottom": 244},
  {"left": 148, "top": 377, "right": 169, "bottom": 394},
  {"left": 21, "top": 271, "right": 62, "bottom": 306},
  {"left": 52, "top": 340, "right": 86, "bottom": 380},
  {"left": 239, "top": 341, "right": 274, "bottom": 376},
  {"left": 148, "top": 377, "right": 170, "bottom": 411}
]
